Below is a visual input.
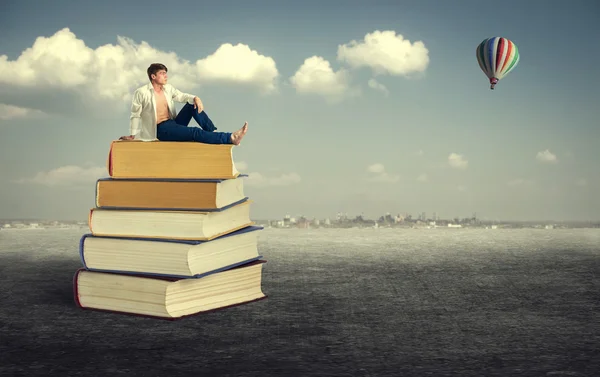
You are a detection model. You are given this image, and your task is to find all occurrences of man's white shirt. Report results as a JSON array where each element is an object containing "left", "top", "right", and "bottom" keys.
[{"left": 129, "top": 83, "right": 196, "bottom": 141}]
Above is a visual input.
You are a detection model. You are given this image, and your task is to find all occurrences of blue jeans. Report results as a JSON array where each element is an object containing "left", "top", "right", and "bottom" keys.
[{"left": 157, "top": 103, "right": 232, "bottom": 144}]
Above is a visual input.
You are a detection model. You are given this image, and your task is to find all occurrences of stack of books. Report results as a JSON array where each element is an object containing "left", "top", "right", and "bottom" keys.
[{"left": 72, "top": 140, "right": 267, "bottom": 320}]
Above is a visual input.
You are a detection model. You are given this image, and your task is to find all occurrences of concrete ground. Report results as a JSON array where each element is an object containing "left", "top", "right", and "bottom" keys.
[{"left": 0, "top": 228, "right": 598, "bottom": 376}]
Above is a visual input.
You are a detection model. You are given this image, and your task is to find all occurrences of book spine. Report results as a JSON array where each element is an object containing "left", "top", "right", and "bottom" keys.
[
  {"left": 94, "top": 180, "right": 100, "bottom": 207},
  {"left": 107, "top": 141, "right": 115, "bottom": 176},
  {"left": 79, "top": 234, "right": 90, "bottom": 269},
  {"left": 72, "top": 269, "right": 83, "bottom": 308},
  {"left": 88, "top": 208, "right": 94, "bottom": 233}
]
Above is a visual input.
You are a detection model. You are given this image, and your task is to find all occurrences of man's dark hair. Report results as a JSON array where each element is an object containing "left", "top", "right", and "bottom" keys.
[{"left": 147, "top": 63, "right": 168, "bottom": 82}]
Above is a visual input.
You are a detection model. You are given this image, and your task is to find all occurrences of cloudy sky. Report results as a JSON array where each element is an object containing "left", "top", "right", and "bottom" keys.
[{"left": 0, "top": 0, "right": 598, "bottom": 222}]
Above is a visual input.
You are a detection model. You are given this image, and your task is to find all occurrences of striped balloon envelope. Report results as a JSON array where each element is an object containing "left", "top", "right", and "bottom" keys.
[{"left": 476, "top": 37, "right": 520, "bottom": 89}]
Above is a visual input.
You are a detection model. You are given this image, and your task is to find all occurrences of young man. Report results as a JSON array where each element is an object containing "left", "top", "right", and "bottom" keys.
[{"left": 120, "top": 63, "right": 248, "bottom": 144}]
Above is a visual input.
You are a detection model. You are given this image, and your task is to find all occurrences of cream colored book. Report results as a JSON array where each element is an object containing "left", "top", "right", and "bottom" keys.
[
  {"left": 73, "top": 260, "right": 267, "bottom": 320},
  {"left": 79, "top": 226, "right": 263, "bottom": 278},
  {"left": 88, "top": 199, "right": 253, "bottom": 241}
]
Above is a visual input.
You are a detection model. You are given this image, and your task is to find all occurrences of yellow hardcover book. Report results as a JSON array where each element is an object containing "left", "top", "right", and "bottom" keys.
[
  {"left": 95, "top": 176, "right": 247, "bottom": 211},
  {"left": 107, "top": 140, "right": 239, "bottom": 179}
]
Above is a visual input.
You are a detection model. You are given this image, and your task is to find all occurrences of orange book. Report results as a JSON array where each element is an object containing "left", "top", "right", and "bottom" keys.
[
  {"left": 95, "top": 176, "right": 247, "bottom": 211},
  {"left": 107, "top": 140, "right": 240, "bottom": 179}
]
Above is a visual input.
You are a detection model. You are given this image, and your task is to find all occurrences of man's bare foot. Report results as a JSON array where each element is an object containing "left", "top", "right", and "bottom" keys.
[{"left": 230, "top": 122, "right": 248, "bottom": 145}]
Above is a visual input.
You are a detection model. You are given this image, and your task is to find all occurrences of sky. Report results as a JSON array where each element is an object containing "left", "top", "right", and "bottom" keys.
[{"left": 0, "top": 0, "right": 598, "bottom": 222}]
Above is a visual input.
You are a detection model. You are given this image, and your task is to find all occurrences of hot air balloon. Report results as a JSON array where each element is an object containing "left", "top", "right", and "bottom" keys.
[{"left": 476, "top": 37, "right": 519, "bottom": 89}]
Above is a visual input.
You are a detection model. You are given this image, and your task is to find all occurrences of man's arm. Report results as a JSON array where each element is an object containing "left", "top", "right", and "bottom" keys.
[
  {"left": 129, "top": 90, "right": 143, "bottom": 138},
  {"left": 171, "top": 85, "right": 196, "bottom": 105},
  {"left": 170, "top": 85, "right": 203, "bottom": 112}
]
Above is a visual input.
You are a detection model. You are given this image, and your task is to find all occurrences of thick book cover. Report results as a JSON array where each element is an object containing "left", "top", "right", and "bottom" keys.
[
  {"left": 107, "top": 140, "right": 240, "bottom": 179},
  {"left": 94, "top": 175, "right": 249, "bottom": 211},
  {"left": 73, "top": 260, "right": 268, "bottom": 321},
  {"left": 78, "top": 225, "right": 264, "bottom": 279},
  {"left": 88, "top": 198, "right": 254, "bottom": 241}
]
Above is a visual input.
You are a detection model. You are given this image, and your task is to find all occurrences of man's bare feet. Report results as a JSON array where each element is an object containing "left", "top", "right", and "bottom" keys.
[{"left": 230, "top": 122, "right": 248, "bottom": 145}]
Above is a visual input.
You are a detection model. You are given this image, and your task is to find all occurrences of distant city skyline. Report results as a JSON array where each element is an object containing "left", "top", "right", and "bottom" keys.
[
  {"left": 1, "top": 209, "right": 597, "bottom": 224},
  {"left": 0, "top": 0, "right": 598, "bottom": 222}
]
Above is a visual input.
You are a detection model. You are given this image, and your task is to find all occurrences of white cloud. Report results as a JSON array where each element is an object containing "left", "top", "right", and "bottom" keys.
[
  {"left": 289, "top": 56, "right": 358, "bottom": 103},
  {"left": 367, "top": 79, "right": 389, "bottom": 96},
  {"left": 536, "top": 149, "right": 558, "bottom": 163},
  {"left": 239, "top": 162, "right": 301, "bottom": 187},
  {"left": 368, "top": 173, "right": 400, "bottom": 183},
  {"left": 575, "top": 178, "right": 587, "bottom": 187},
  {"left": 448, "top": 153, "right": 468, "bottom": 169},
  {"left": 456, "top": 185, "right": 467, "bottom": 192},
  {"left": 367, "top": 163, "right": 385, "bottom": 174},
  {"left": 337, "top": 30, "right": 429, "bottom": 77},
  {"left": 417, "top": 173, "right": 428, "bottom": 182},
  {"left": 13, "top": 165, "right": 106, "bottom": 187},
  {"left": 195, "top": 43, "right": 279, "bottom": 94},
  {"left": 0, "top": 104, "right": 46, "bottom": 120},
  {"left": 366, "top": 163, "right": 399, "bottom": 183},
  {"left": 244, "top": 172, "right": 301, "bottom": 187},
  {"left": 290, "top": 30, "right": 428, "bottom": 101},
  {"left": 0, "top": 28, "right": 279, "bottom": 112}
]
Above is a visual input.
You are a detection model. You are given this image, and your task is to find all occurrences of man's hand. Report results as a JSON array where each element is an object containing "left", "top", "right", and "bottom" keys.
[
  {"left": 193, "top": 96, "right": 204, "bottom": 113},
  {"left": 119, "top": 135, "right": 135, "bottom": 141}
]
